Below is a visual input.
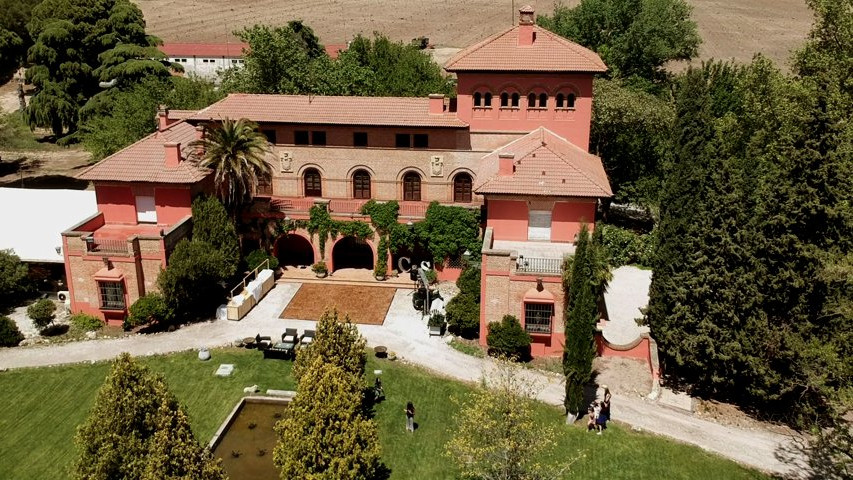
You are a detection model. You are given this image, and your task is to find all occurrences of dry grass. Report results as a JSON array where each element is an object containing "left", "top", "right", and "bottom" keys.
[
  {"left": 281, "top": 283, "right": 395, "bottom": 325},
  {"left": 134, "top": 0, "right": 813, "bottom": 67}
]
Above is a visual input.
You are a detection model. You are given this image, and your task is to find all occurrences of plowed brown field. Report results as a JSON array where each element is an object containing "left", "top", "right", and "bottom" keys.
[{"left": 135, "top": 0, "right": 813, "bottom": 67}]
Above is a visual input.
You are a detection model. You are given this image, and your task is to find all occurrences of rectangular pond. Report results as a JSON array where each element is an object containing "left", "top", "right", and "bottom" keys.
[{"left": 210, "top": 396, "right": 290, "bottom": 480}]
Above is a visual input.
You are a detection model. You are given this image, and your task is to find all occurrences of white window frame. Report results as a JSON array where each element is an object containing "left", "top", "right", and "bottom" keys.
[
  {"left": 135, "top": 195, "right": 157, "bottom": 224},
  {"left": 528, "top": 210, "right": 552, "bottom": 240}
]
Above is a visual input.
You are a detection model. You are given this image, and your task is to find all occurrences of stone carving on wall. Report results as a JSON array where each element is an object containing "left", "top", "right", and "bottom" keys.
[
  {"left": 279, "top": 152, "right": 293, "bottom": 173},
  {"left": 430, "top": 155, "right": 444, "bottom": 177}
]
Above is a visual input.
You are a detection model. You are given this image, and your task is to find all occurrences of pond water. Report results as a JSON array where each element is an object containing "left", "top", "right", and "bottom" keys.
[{"left": 211, "top": 400, "right": 288, "bottom": 480}]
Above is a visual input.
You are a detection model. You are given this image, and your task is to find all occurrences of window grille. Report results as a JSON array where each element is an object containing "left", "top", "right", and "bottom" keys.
[
  {"left": 524, "top": 303, "right": 553, "bottom": 334},
  {"left": 98, "top": 281, "right": 125, "bottom": 310}
]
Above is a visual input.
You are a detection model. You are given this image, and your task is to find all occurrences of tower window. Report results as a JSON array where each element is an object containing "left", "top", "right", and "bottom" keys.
[
  {"left": 511, "top": 93, "right": 520, "bottom": 108},
  {"left": 473, "top": 92, "right": 482, "bottom": 107},
  {"left": 539, "top": 93, "right": 548, "bottom": 107},
  {"left": 484, "top": 92, "right": 492, "bottom": 107},
  {"left": 500, "top": 92, "right": 509, "bottom": 107},
  {"left": 353, "top": 132, "right": 368, "bottom": 147},
  {"left": 528, "top": 93, "right": 536, "bottom": 109}
]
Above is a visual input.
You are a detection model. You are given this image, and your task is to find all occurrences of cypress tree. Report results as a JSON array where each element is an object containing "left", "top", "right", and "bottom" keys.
[
  {"left": 291, "top": 308, "right": 367, "bottom": 384},
  {"left": 563, "top": 224, "right": 598, "bottom": 416}
]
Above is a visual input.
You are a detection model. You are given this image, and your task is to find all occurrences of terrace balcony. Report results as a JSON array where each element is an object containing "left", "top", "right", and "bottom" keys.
[
  {"left": 63, "top": 212, "right": 193, "bottom": 258},
  {"left": 266, "top": 196, "right": 481, "bottom": 220},
  {"left": 481, "top": 228, "right": 574, "bottom": 277}
]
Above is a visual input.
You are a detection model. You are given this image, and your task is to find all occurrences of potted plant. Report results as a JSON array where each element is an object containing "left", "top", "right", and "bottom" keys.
[
  {"left": 428, "top": 312, "right": 446, "bottom": 336},
  {"left": 374, "top": 256, "right": 387, "bottom": 281},
  {"left": 312, "top": 261, "right": 328, "bottom": 278}
]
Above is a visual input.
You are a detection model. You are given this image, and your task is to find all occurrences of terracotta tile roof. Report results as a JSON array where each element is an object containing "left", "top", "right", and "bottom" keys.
[
  {"left": 190, "top": 94, "right": 468, "bottom": 128},
  {"left": 475, "top": 127, "right": 612, "bottom": 197},
  {"left": 167, "top": 109, "right": 198, "bottom": 121},
  {"left": 444, "top": 25, "right": 607, "bottom": 73},
  {"left": 160, "top": 43, "right": 248, "bottom": 58},
  {"left": 77, "top": 122, "right": 211, "bottom": 184},
  {"left": 325, "top": 43, "right": 347, "bottom": 59}
]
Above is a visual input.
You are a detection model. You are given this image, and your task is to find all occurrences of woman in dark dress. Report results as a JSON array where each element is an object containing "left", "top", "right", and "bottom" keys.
[{"left": 405, "top": 401, "right": 415, "bottom": 432}]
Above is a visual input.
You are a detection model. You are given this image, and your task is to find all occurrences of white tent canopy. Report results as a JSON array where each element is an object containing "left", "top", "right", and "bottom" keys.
[{"left": 0, "top": 187, "right": 97, "bottom": 263}]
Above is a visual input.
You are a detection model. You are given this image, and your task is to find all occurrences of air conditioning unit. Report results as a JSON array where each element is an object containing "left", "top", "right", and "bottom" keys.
[{"left": 57, "top": 290, "right": 70, "bottom": 303}]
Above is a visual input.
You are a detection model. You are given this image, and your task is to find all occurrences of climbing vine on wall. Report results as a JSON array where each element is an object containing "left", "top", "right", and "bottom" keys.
[{"left": 307, "top": 204, "right": 373, "bottom": 259}]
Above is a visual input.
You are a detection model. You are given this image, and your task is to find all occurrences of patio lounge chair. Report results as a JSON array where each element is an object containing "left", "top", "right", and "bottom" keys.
[
  {"left": 263, "top": 328, "right": 299, "bottom": 359},
  {"left": 299, "top": 329, "right": 315, "bottom": 346},
  {"left": 255, "top": 333, "right": 273, "bottom": 351}
]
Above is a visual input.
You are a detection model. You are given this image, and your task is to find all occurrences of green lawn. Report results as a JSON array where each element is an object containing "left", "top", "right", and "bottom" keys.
[{"left": 0, "top": 348, "right": 768, "bottom": 480}]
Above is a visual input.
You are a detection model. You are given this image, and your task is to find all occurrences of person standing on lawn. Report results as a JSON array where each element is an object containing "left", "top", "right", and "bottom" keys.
[
  {"left": 405, "top": 401, "right": 415, "bottom": 432},
  {"left": 601, "top": 385, "right": 612, "bottom": 421}
]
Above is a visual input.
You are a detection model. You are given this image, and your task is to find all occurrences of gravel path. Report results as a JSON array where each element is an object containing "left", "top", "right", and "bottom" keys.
[{"left": 0, "top": 283, "right": 806, "bottom": 476}]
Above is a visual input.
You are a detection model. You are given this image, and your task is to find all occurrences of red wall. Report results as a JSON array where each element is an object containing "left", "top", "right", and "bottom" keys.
[
  {"left": 255, "top": 122, "right": 468, "bottom": 150},
  {"left": 455, "top": 72, "right": 595, "bottom": 151},
  {"left": 486, "top": 199, "right": 528, "bottom": 241},
  {"left": 95, "top": 185, "right": 136, "bottom": 224},
  {"left": 155, "top": 187, "right": 192, "bottom": 225},
  {"left": 551, "top": 201, "right": 596, "bottom": 242}
]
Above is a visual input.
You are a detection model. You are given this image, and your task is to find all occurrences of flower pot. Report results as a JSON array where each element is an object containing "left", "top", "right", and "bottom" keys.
[
  {"left": 315, "top": 271, "right": 327, "bottom": 278},
  {"left": 375, "top": 274, "right": 386, "bottom": 281}
]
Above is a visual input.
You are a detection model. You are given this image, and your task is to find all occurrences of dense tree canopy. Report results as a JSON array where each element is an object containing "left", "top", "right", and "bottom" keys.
[
  {"left": 538, "top": 0, "right": 700, "bottom": 86},
  {"left": 157, "top": 239, "right": 229, "bottom": 318},
  {"left": 80, "top": 76, "right": 223, "bottom": 160},
  {"left": 0, "top": 0, "right": 41, "bottom": 80},
  {"left": 24, "top": 0, "right": 168, "bottom": 136},
  {"left": 0, "top": 249, "right": 30, "bottom": 307},
  {"left": 222, "top": 23, "right": 453, "bottom": 97},
  {"left": 291, "top": 309, "right": 367, "bottom": 384},
  {"left": 191, "top": 195, "right": 240, "bottom": 277},
  {"left": 646, "top": 0, "right": 852, "bottom": 427}
]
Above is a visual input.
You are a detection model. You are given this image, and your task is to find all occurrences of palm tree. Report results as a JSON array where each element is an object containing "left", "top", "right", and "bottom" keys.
[{"left": 189, "top": 117, "right": 272, "bottom": 212}]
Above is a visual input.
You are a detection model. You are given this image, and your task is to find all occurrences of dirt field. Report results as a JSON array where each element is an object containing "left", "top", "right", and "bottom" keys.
[
  {"left": 135, "top": 0, "right": 814, "bottom": 67},
  {"left": 281, "top": 283, "right": 395, "bottom": 325}
]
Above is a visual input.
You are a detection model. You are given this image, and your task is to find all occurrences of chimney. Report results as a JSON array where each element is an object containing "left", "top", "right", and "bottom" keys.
[
  {"left": 428, "top": 93, "right": 445, "bottom": 114},
  {"left": 498, "top": 153, "right": 515, "bottom": 176},
  {"left": 164, "top": 142, "right": 181, "bottom": 168},
  {"left": 518, "top": 5, "right": 536, "bottom": 46},
  {"left": 157, "top": 105, "right": 170, "bottom": 131},
  {"left": 194, "top": 125, "right": 205, "bottom": 156}
]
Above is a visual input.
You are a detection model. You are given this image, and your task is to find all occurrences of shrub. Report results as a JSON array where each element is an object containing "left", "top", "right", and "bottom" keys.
[
  {"left": 311, "top": 261, "right": 328, "bottom": 275},
  {"left": 246, "top": 249, "right": 279, "bottom": 271},
  {"left": 425, "top": 269, "right": 438, "bottom": 285},
  {"left": 428, "top": 312, "right": 446, "bottom": 329},
  {"left": 126, "top": 293, "right": 173, "bottom": 329},
  {"left": 446, "top": 293, "right": 480, "bottom": 338},
  {"left": 599, "top": 224, "right": 655, "bottom": 268},
  {"left": 456, "top": 265, "right": 481, "bottom": 297},
  {"left": 158, "top": 239, "right": 228, "bottom": 319},
  {"left": 27, "top": 299, "right": 56, "bottom": 330},
  {"left": 70, "top": 313, "right": 102, "bottom": 332},
  {"left": 0, "top": 315, "right": 24, "bottom": 347},
  {"left": 0, "top": 249, "right": 31, "bottom": 307},
  {"left": 486, "top": 315, "right": 532, "bottom": 360},
  {"left": 192, "top": 196, "right": 240, "bottom": 277}
]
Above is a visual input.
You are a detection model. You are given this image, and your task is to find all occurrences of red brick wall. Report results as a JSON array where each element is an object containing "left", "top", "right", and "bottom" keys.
[{"left": 257, "top": 123, "right": 466, "bottom": 150}]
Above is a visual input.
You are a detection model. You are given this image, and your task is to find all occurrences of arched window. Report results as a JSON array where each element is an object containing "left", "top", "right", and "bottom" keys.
[
  {"left": 453, "top": 173, "right": 473, "bottom": 203},
  {"left": 473, "top": 92, "right": 482, "bottom": 107},
  {"left": 304, "top": 168, "right": 322, "bottom": 197},
  {"left": 527, "top": 93, "right": 536, "bottom": 109},
  {"left": 403, "top": 172, "right": 421, "bottom": 201},
  {"left": 484, "top": 92, "right": 492, "bottom": 107},
  {"left": 500, "top": 92, "right": 509, "bottom": 107},
  {"left": 567, "top": 93, "right": 576, "bottom": 108},
  {"left": 511, "top": 93, "right": 520, "bottom": 108},
  {"left": 539, "top": 93, "right": 548, "bottom": 107},
  {"left": 353, "top": 170, "right": 371, "bottom": 199},
  {"left": 556, "top": 93, "right": 565, "bottom": 108}
]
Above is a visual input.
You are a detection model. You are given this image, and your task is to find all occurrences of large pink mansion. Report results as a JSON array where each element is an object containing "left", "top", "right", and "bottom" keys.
[{"left": 63, "top": 6, "right": 612, "bottom": 356}]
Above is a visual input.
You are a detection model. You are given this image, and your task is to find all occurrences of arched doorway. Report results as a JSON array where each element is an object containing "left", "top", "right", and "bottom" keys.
[
  {"left": 275, "top": 234, "right": 315, "bottom": 268},
  {"left": 453, "top": 172, "right": 473, "bottom": 203},
  {"left": 332, "top": 236, "right": 374, "bottom": 271},
  {"left": 304, "top": 168, "right": 322, "bottom": 197}
]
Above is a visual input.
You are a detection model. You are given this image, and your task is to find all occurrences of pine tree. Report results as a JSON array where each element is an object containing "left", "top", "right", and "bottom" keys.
[
  {"left": 274, "top": 357, "right": 382, "bottom": 480},
  {"left": 563, "top": 224, "right": 598, "bottom": 416},
  {"left": 292, "top": 308, "right": 367, "bottom": 384},
  {"left": 74, "top": 353, "right": 222, "bottom": 480},
  {"left": 142, "top": 396, "right": 227, "bottom": 480}
]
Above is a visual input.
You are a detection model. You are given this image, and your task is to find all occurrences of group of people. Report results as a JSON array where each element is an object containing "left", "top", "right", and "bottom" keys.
[
  {"left": 587, "top": 385, "right": 611, "bottom": 435},
  {"left": 374, "top": 377, "right": 417, "bottom": 433}
]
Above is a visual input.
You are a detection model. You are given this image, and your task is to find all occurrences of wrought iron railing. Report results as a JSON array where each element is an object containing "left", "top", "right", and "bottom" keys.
[
  {"left": 85, "top": 237, "right": 129, "bottom": 255},
  {"left": 515, "top": 257, "right": 562, "bottom": 275}
]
